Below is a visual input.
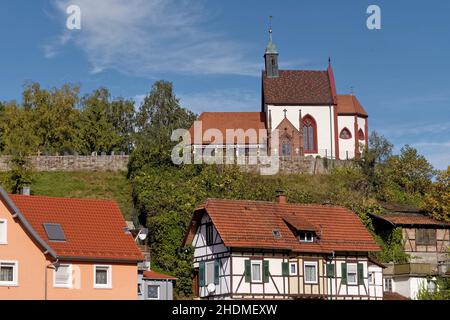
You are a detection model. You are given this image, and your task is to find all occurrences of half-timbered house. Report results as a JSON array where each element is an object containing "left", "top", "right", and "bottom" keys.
[{"left": 182, "top": 194, "right": 383, "bottom": 300}]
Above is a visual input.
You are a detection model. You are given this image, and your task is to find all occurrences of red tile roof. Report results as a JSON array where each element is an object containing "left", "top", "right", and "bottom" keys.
[
  {"left": 371, "top": 213, "right": 450, "bottom": 228},
  {"left": 336, "top": 95, "right": 368, "bottom": 117},
  {"left": 185, "top": 199, "right": 380, "bottom": 253},
  {"left": 263, "top": 70, "right": 334, "bottom": 105},
  {"left": 188, "top": 112, "right": 267, "bottom": 145},
  {"left": 9, "top": 194, "right": 143, "bottom": 262},
  {"left": 383, "top": 292, "right": 410, "bottom": 300},
  {"left": 143, "top": 270, "right": 177, "bottom": 280}
]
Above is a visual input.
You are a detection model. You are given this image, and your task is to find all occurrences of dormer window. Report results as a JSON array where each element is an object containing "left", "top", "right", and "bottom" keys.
[{"left": 299, "top": 231, "right": 314, "bottom": 243}]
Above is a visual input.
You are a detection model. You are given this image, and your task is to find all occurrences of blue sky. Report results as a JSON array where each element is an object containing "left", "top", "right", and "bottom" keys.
[{"left": 0, "top": 0, "right": 449, "bottom": 169}]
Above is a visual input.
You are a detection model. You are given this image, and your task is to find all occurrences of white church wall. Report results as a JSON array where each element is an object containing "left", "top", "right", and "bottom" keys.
[
  {"left": 338, "top": 115, "right": 356, "bottom": 159},
  {"left": 357, "top": 117, "right": 367, "bottom": 150},
  {"left": 267, "top": 105, "right": 336, "bottom": 158}
]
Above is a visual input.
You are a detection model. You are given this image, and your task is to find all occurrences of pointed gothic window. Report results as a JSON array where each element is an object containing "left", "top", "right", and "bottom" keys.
[
  {"left": 302, "top": 115, "right": 317, "bottom": 153},
  {"left": 339, "top": 128, "right": 352, "bottom": 140},
  {"left": 358, "top": 129, "right": 365, "bottom": 141},
  {"left": 282, "top": 142, "right": 292, "bottom": 156}
]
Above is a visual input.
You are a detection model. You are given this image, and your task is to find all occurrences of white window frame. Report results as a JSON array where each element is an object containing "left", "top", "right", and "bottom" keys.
[
  {"left": 147, "top": 284, "right": 160, "bottom": 300},
  {"left": 53, "top": 264, "right": 73, "bottom": 288},
  {"left": 205, "top": 261, "right": 215, "bottom": 286},
  {"left": 0, "top": 260, "right": 18, "bottom": 286},
  {"left": 368, "top": 271, "right": 375, "bottom": 285},
  {"left": 384, "top": 278, "right": 393, "bottom": 292},
  {"left": 299, "top": 232, "right": 314, "bottom": 243},
  {"left": 289, "top": 262, "right": 297, "bottom": 276},
  {"left": 0, "top": 219, "right": 7, "bottom": 245},
  {"left": 251, "top": 260, "right": 263, "bottom": 283},
  {"left": 93, "top": 265, "right": 112, "bottom": 289},
  {"left": 304, "top": 261, "right": 318, "bottom": 284},
  {"left": 347, "top": 263, "right": 358, "bottom": 285}
]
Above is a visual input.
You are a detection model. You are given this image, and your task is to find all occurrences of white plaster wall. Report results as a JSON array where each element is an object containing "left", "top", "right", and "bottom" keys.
[
  {"left": 357, "top": 117, "right": 367, "bottom": 151},
  {"left": 337, "top": 115, "right": 356, "bottom": 160},
  {"left": 368, "top": 265, "right": 383, "bottom": 299},
  {"left": 193, "top": 214, "right": 228, "bottom": 260},
  {"left": 267, "top": 105, "right": 336, "bottom": 158},
  {"left": 332, "top": 258, "right": 370, "bottom": 298}
]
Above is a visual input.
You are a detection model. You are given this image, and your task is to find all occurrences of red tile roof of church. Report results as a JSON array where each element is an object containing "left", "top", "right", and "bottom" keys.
[
  {"left": 8, "top": 194, "right": 144, "bottom": 262},
  {"left": 184, "top": 199, "right": 380, "bottom": 253},
  {"left": 187, "top": 112, "right": 267, "bottom": 144},
  {"left": 263, "top": 70, "right": 334, "bottom": 105},
  {"left": 336, "top": 94, "right": 368, "bottom": 117}
]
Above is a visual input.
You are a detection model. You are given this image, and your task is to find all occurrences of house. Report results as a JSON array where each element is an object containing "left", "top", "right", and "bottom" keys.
[
  {"left": 139, "top": 270, "right": 177, "bottom": 300},
  {"left": 182, "top": 194, "right": 383, "bottom": 299},
  {"left": 370, "top": 204, "right": 450, "bottom": 299},
  {"left": 0, "top": 187, "right": 143, "bottom": 300},
  {"left": 186, "top": 26, "right": 368, "bottom": 160}
]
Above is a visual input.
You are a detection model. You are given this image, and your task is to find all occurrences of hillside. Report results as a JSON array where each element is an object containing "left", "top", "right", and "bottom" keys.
[{"left": 0, "top": 171, "right": 134, "bottom": 219}]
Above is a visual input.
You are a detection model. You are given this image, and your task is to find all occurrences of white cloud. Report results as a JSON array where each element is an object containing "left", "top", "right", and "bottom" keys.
[{"left": 47, "top": 0, "right": 262, "bottom": 77}]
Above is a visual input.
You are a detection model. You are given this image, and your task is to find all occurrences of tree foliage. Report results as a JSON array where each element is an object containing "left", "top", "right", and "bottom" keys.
[{"left": 424, "top": 167, "right": 450, "bottom": 221}]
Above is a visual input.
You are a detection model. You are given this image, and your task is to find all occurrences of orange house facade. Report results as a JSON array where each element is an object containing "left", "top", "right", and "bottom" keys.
[{"left": 0, "top": 188, "right": 143, "bottom": 300}]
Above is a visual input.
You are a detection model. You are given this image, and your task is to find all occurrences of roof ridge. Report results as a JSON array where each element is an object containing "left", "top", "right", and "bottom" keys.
[
  {"left": 205, "top": 198, "right": 348, "bottom": 209},
  {"left": 9, "top": 193, "right": 119, "bottom": 204}
]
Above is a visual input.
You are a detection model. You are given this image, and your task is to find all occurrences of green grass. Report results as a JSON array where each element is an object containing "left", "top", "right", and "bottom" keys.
[{"left": 1, "top": 171, "right": 134, "bottom": 219}]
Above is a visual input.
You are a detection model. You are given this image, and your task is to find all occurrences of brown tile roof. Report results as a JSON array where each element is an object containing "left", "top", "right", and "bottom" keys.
[
  {"left": 143, "top": 270, "right": 177, "bottom": 280},
  {"left": 336, "top": 94, "right": 368, "bottom": 117},
  {"left": 187, "top": 112, "right": 267, "bottom": 145},
  {"left": 263, "top": 70, "right": 334, "bottom": 105},
  {"left": 371, "top": 213, "right": 450, "bottom": 228},
  {"left": 383, "top": 292, "right": 410, "bottom": 300},
  {"left": 9, "top": 194, "right": 143, "bottom": 262},
  {"left": 185, "top": 199, "right": 380, "bottom": 253}
]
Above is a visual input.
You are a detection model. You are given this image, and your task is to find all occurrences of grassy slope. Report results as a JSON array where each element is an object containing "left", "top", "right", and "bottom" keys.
[{"left": 1, "top": 171, "right": 134, "bottom": 219}]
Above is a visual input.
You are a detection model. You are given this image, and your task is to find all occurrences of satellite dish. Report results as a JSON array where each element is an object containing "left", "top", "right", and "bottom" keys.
[
  {"left": 138, "top": 228, "right": 148, "bottom": 241},
  {"left": 206, "top": 283, "right": 216, "bottom": 294}
]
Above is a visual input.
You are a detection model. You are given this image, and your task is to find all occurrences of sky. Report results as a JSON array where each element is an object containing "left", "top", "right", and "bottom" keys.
[{"left": 0, "top": 0, "right": 449, "bottom": 169}]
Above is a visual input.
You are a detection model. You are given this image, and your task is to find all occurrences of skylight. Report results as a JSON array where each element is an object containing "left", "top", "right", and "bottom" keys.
[{"left": 43, "top": 223, "right": 66, "bottom": 241}]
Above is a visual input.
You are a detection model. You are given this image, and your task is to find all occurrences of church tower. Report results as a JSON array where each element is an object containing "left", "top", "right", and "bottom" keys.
[{"left": 264, "top": 17, "right": 279, "bottom": 78}]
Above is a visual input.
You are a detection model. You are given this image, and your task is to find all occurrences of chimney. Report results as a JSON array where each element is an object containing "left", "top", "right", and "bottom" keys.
[
  {"left": 275, "top": 189, "right": 286, "bottom": 204},
  {"left": 21, "top": 186, "right": 31, "bottom": 196}
]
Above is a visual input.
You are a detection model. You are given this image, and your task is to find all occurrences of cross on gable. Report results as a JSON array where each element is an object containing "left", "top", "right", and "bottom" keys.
[{"left": 283, "top": 109, "right": 287, "bottom": 118}]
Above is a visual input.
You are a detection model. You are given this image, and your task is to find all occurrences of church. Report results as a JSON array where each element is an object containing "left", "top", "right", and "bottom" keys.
[{"left": 187, "top": 27, "right": 368, "bottom": 160}]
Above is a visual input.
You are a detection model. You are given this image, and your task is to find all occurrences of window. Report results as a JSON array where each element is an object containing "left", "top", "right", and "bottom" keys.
[
  {"left": 339, "top": 128, "right": 352, "bottom": 139},
  {"left": 282, "top": 142, "right": 292, "bottom": 156},
  {"left": 205, "top": 261, "right": 215, "bottom": 285},
  {"left": 43, "top": 223, "right": 66, "bottom": 242},
  {"left": 94, "top": 265, "right": 112, "bottom": 288},
  {"left": 54, "top": 264, "right": 72, "bottom": 288},
  {"left": 299, "top": 232, "right": 314, "bottom": 243},
  {"left": 358, "top": 129, "right": 365, "bottom": 141},
  {"left": 138, "top": 283, "right": 143, "bottom": 295},
  {"left": 205, "top": 222, "right": 214, "bottom": 246},
  {"left": 147, "top": 285, "right": 160, "bottom": 299},
  {"left": 272, "top": 230, "right": 281, "bottom": 238},
  {"left": 290, "top": 263, "right": 297, "bottom": 276},
  {"left": 347, "top": 263, "right": 358, "bottom": 285},
  {"left": 302, "top": 115, "right": 317, "bottom": 153},
  {"left": 384, "top": 278, "right": 393, "bottom": 292},
  {"left": 304, "top": 261, "right": 318, "bottom": 284},
  {"left": 416, "top": 229, "right": 437, "bottom": 245},
  {"left": 0, "top": 219, "right": 7, "bottom": 244},
  {"left": 368, "top": 272, "right": 375, "bottom": 285},
  {"left": 251, "top": 261, "right": 263, "bottom": 283},
  {"left": 0, "top": 261, "right": 18, "bottom": 286}
]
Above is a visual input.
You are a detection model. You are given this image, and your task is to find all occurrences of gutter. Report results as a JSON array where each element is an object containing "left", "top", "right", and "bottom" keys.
[{"left": 0, "top": 187, "right": 57, "bottom": 259}]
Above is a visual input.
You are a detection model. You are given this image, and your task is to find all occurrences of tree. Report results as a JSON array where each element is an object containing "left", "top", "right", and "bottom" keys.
[
  {"left": 386, "top": 145, "right": 435, "bottom": 196},
  {"left": 77, "top": 88, "right": 120, "bottom": 154},
  {"left": 424, "top": 167, "right": 450, "bottom": 221},
  {"left": 129, "top": 80, "right": 196, "bottom": 177},
  {"left": 108, "top": 98, "right": 135, "bottom": 154}
]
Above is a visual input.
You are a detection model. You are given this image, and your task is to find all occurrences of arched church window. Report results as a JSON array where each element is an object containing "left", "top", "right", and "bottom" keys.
[
  {"left": 339, "top": 128, "right": 352, "bottom": 139},
  {"left": 358, "top": 129, "right": 365, "bottom": 141},
  {"left": 282, "top": 142, "right": 292, "bottom": 156},
  {"left": 302, "top": 115, "right": 317, "bottom": 153}
]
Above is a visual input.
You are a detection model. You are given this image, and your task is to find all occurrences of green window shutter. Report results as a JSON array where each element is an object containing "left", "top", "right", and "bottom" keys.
[
  {"left": 244, "top": 260, "right": 251, "bottom": 283},
  {"left": 214, "top": 260, "right": 220, "bottom": 285},
  {"left": 199, "top": 262, "right": 205, "bottom": 287},
  {"left": 263, "top": 260, "right": 270, "bottom": 283},
  {"left": 326, "top": 264, "right": 335, "bottom": 278},
  {"left": 357, "top": 263, "right": 364, "bottom": 284},
  {"left": 282, "top": 262, "right": 289, "bottom": 276},
  {"left": 341, "top": 263, "right": 347, "bottom": 285}
]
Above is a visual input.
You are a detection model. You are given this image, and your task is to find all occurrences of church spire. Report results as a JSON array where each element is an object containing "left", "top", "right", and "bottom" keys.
[{"left": 264, "top": 16, "right": 279, "bottom": 78}]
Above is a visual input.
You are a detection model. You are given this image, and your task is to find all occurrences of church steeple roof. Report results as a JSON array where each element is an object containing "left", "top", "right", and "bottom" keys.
[{"left": 265, "top": 16, "right": 278, "bottom": 55}]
